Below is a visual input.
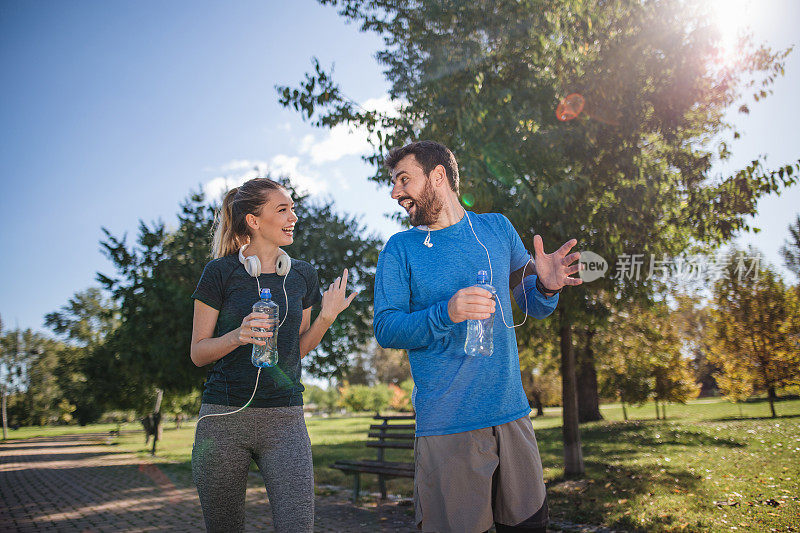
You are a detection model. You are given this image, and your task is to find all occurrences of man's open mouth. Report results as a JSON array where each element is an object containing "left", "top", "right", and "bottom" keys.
[{"left": 399, "top": 198, "right": 415, "bottom": 211}]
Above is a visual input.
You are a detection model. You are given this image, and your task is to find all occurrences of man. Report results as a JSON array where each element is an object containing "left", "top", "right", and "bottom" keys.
[{"left": 373, "top": 140, "right": 582, "bottom": 533}]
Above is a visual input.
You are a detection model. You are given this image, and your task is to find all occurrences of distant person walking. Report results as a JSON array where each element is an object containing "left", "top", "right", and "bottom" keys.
[{"left": 189, "top": 178, "right": 356, "bottom": 532}]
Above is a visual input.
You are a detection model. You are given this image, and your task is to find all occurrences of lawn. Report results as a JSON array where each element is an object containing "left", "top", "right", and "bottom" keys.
[{"left": 5, "top": 397, "right": 799, "bottom": 532}]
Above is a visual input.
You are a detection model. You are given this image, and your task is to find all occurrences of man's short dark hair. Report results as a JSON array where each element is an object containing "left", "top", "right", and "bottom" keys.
[{"left": 384, "top": 140, "right": 460, "bottom": 195}]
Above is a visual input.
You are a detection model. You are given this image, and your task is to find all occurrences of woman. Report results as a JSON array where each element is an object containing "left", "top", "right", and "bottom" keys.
[{"left": 190, "top": 177, "right": 356, "bottom": 532}]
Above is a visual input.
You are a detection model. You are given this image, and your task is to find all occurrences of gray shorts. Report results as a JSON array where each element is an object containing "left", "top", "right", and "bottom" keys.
[{"left": 414, "top": 415, "right": 547, "bottom": 532}]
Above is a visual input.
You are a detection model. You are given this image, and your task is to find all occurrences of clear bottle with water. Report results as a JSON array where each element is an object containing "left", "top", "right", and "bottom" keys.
[
  {"left": 465, "top": 270, "right": 496, "bottom": 357},
  {"left": 251, "top": 288, "right": 279, "bottom": 367}
]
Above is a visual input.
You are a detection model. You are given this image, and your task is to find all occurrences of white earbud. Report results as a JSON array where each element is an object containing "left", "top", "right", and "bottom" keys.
[{"left": 423, "top": 231, "right": 433, "bottom": 248}]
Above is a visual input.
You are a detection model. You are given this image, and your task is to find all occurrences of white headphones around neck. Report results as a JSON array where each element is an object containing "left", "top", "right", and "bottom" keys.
[{"left": 239, "top": 244, "right": 292, "bottom": 277}]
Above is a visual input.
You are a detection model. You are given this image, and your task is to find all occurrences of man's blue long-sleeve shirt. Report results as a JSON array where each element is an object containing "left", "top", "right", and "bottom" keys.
[{"left": 373, "top": 212, "right": 558, "bottom": 436}]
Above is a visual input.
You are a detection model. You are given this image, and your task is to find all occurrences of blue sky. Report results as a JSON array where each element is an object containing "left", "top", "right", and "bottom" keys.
[{"left": 1, "top": 0, "right": 798, "bottom": 333}]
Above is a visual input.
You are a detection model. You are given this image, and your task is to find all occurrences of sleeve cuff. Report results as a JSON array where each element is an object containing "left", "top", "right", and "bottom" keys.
[
  {"left": 514, "top": 275, "right": 560, "bottom": 304},
  {"left": 192, "top": 293, "right": 221, "bottom": 311},
  {"left": 436, "top": 299, "right": 455, "bottom": 327}
]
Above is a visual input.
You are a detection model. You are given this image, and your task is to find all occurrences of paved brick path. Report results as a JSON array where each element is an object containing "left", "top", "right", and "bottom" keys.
[{"left": 0, "top": 432, "right": 415, "bottom": 532}]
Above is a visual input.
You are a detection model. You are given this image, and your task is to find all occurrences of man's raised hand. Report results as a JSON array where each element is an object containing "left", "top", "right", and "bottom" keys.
[{"left": 532, "top": 235, "right": 583, "bottom": 291}]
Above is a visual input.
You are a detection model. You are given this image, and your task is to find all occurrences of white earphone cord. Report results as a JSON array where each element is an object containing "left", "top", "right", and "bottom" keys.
[
  {"left": 196, "top": 367, "right": 261, "bottom": 425},
  {"left": 256, "top": 274, "right": 290, "bottom": 329},
  {"left": 464, "top": 211, "right": 530, "bottom": 329}
]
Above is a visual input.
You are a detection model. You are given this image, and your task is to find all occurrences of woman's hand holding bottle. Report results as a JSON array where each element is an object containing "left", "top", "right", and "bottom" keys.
[{"left": 233, "top": 313, "right": 273, "bottom": 346}]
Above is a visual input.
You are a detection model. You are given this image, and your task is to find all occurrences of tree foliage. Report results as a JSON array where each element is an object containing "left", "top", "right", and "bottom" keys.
[
  {"left": 596, "top": 300, "right": 698, "bottom": 417},
  {"left": 706, "top": 249, "right": 800, "bottom": 417},
  {"left": 277, "top": 0, "right": 797, "bottom": 473},
  {"left": 339, "top": 383, "right": 393, "bottom": 412},
  {"left": 780, "top": 214, "right": 800, "bottom": 279},
  {"left": 0, "top": 328, "right": 72, "bottom": 427},
  {"left": 44, "top": 288, "right": 119, "bottom": 424},
  {"left": 284, "top": 190, "right": 383, "bottom": 379}
]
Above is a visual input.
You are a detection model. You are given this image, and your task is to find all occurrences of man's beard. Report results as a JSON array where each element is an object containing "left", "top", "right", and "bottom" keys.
[{"left": 408, "top": 178, "right": 443, "bottom": 227}]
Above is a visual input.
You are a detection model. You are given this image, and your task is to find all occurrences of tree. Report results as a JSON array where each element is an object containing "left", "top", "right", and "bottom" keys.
[
  {"left": 371, "top": 343, "right": 411, "bottom": 385},
  {"left": 715, "top": 363, "right": 753, "bottom": 417},
  {"left": 0, "top": 326, "right": 65, "bottom": 430},
  {"left": 94, "top": 194, "right": 212, "bottom": 419},
  {"left": 20, "top": 337, "right": 62, "bottom": 425},
  {"left": 1, "top": 320, "right": 29, "bottom": 437},
  {"left": 597, "top": 299, "right": 699, "bottom": 420},
  {"left": 597, "top": 309, "right": 653, "bottom": 421},
  {"left": 45, "top": 288, "right": 119, "bottom": 424},
  {"left": 338, "top": 339, "right": 411, "bottom": 386},
  {"left": 707, "top": 249, "right": 800, "bottom": 417},
  {"left": 780, "top": 214, "right": 800, "bottom": 279},
  {"left": 672, "top": 294, "right": 719, "bottom": 397},
  {"left": 304, "top": 384, "right": 340, "bottom": 413},
  {"left": 278, "top": 0, "right": 798, "bottom": 475},
  {"left": 45, "top": 288, "right": 118, "bottom": 346},
  {"left": 339, "top": 383, "right": 393, "bottom": 412},
  {"left": 517, "top": 309, "right": 561, "bottom": 417}
]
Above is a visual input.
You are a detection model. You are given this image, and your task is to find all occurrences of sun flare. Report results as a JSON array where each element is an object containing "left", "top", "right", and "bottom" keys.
[{"left": 709, "top": 0, "right": 754, "bottom": 65}]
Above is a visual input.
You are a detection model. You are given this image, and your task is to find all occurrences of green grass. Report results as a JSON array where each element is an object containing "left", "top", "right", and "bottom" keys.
[
  {"left": 5, "top": 398, "right": 799, "bottom": 532},
  {"left": 536, "top": 398, "right": 800, "bottom": 532}
]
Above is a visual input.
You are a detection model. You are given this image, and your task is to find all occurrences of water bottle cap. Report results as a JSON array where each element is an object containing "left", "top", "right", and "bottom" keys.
[{"left": 260, "top": 288, "right": 271, "bottom": 299}]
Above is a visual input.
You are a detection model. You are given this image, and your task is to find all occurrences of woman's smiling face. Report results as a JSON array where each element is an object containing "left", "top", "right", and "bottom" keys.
[{"left": 249, "top": 187, "right": 298, "bottom": 247}]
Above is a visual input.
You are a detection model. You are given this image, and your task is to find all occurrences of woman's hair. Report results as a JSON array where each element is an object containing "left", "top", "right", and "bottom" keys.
[{"left": 211, "top": 178, "right": 287, "bottom": 258}]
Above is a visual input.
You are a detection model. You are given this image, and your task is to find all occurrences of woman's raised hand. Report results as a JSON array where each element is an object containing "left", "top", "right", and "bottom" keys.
[
  {"left": 235, "top": 312, "right": 273, "bottom": 346},
  {"left": 320, "top": 268, "right": 359, "bottom": 324}
]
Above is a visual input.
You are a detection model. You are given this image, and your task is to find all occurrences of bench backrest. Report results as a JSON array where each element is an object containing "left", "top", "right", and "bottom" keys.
[{"left": 367, "top": 414, "right": 415, "bottom": 457}]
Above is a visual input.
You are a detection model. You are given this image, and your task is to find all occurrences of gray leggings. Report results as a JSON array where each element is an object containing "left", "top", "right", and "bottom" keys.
[{"left": 191, "top": 404, "right": 314, "bottom": 532}]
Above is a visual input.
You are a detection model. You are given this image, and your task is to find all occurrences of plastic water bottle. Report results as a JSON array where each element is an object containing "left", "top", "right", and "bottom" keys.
[
  {"left": 465, "top": 270, "right": 496, "bottom": 357},
  {"left": 251, "top": 288, "right": 279, "bottom": 367}
]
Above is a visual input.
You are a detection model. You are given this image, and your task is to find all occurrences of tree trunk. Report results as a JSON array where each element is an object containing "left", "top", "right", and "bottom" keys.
[
  {"left": 532, "top": 389, "right": 544, "bottom": 417},
  {"left": 621, "top": 399, "right": 628, "bottom": 421},
  {"left": 654, "top": 400, "right": 660, "bottom": 420},
  {"left": 520, "top": 367, "right": 541, "bottom": 416},
  {"left": 661, "top": 403, "right": 667, "bottom": 420},
  {"left": 2, "top": 386, "right": 7, "bottom": 440},
  {"left": 560, "top": 317, "right": 584, "bottom": 476},
  {"left": 767, "top": 386, "right": 777, "bottom": 418},
  {"left": 151, "top": 389, "right": 164, "bottom": 456},
  {"left": 577, "top": 328, "right": 603, "bottom": 423}
]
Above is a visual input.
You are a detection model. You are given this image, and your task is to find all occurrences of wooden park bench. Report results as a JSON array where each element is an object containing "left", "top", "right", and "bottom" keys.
[{"left": 332, "top": 413, "right": 415, "bottom": 502}]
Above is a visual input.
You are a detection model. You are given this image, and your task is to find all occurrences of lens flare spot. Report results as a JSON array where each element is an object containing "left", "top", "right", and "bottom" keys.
[
  {"left": 138, "top": 463, "right": 181, "bottom": 503},
  {"left": 556, "top": 93, "right": 585, "bottom": 121},
  {"left": 266, "top": 365, "right": 293, "bottom": 388},
  {"left": 481, "top": 146, "right": 517, "bottom": 185},
  {"left": 461, "top": 193, "right": 475, "bottom": 207}
]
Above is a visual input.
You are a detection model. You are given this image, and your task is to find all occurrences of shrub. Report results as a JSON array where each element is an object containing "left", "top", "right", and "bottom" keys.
[{"left": 340, "top": 383, "right": 393, "bottom": 413}]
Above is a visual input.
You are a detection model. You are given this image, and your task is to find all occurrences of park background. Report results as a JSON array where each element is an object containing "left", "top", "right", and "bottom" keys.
[{"left": 1, "top": 1, "right": 799, "bottom": 531}]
